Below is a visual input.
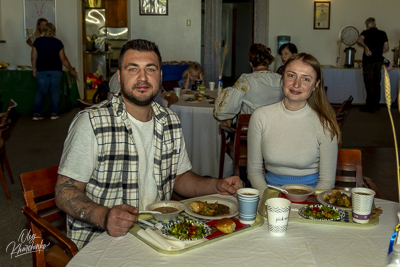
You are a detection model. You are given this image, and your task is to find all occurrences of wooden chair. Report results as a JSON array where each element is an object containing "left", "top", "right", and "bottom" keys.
[
  {"left": 335, "top": 148, "right": 381, "bottom": 198},
  {"left": 76, "top": 99, "right": 93, "bottom": 110},
  {"left": 20, "top": 165, "right": 78, "bottom": 267},
  {"left": 0, "top": 99, "right": 17, "bottom": 203},
  {"left": 219, "top": 114, "right": 251, "bottom": 179},
  {"left": 334, "top": 95, "right": 354, "bottom": 128}
]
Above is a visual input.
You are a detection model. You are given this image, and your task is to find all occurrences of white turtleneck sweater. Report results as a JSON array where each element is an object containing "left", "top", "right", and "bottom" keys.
[{"left": 247, "top": 100, "right": 338, "bottom": 192}]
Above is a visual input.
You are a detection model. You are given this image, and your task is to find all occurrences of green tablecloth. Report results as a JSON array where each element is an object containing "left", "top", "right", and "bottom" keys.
[{"left": 0, "top": 70, "right": 80, "bottom": 115}]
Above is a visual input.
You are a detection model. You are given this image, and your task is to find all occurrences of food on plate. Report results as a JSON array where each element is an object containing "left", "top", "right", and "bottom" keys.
[
  {"left": 370, "top": 207, "right": 383, "bottom": 219},
  {"left": 152, "top": 206, "right": 179, "bottom": 214},
  {"left": 189, "top": 201, "right": 230, "bottom": 216},
  {"left": 185, "top": 93, "right": 213, "bottom": 102},
  {"left": 216, "top": 218, "right": 236, "bottom": 234},
  {"left": 323, "top": 190, "right": 351, "bottom": 208},
  {"left": 168, "top": 220, "right": 207, "bottom": 240},
  {"left": 182, "top": 90, "right": 194, "bottom": 94},
  {"left": 286, "top": 188, "right": 310, "bottom": 195},
  {"left": 302, "top": 205, "right": 342, "bottom": 220}
]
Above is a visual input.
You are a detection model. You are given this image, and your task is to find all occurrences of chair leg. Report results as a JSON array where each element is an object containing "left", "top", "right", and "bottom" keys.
[
  {"left": 0, "top": 165, "right": 11, "bottom": 203},
  {"left": 2, "top": 153, "right": 14, "bottom": 184}
]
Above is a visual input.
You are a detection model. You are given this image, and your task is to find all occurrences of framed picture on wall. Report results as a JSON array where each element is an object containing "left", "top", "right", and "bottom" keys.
[
  {"left": 314, "top": 1, "right": 330, "bottom": 30},
  {"left": 140, "top": 0, "right": 168, "bottom": 15}
]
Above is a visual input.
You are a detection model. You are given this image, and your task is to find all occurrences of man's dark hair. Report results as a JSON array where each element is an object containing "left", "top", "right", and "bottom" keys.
[{"left": 118, "top": 39, "right": 162, "bottom": 70}]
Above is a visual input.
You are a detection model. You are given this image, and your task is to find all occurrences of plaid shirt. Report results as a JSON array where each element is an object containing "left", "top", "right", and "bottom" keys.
[{"left": 67, "top": 94, "right": 183, "bottom": 249}]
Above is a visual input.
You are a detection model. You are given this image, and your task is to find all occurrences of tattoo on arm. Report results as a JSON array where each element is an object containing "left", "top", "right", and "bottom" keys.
[{"left": 55, "top": 175, "right": 99, "bottom": 226}]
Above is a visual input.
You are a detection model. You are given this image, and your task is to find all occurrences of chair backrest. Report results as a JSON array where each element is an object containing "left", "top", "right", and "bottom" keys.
[
  {"left": 335, "top": 149, "right": 363, "bottom": 191},
  {"left": 336, "top": 95, "right": 353, "bottom": 128},
  {"left": 218, "top": 114, "right": 251, "bottom": 179},
  {"left": 0, "top": 99, "right": 17, "bottom": 139},
  {"left": 232, "top": 114, "right": 251, "bottom": 165},
  {"left": 20, "top": 165, "right": 78, "bottom": 266}
]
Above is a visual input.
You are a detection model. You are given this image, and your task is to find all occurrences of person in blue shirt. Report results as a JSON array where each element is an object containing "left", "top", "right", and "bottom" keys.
[{"left": 178, "top": 62, "right": 205, "bottom": 89}]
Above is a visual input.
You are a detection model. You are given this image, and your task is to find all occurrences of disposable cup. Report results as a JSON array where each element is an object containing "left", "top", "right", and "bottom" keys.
[
  {"left": 237, "top": 188, "right": 260, "bottom": 224},
  {"left": 351, "top": 187, "right": 375, "bottom": 224},
  {"left": 266, "top": 198, "right": 291, "bottom": 236},
  {"left": 209, "top": 82, "right": 215, "bottom": 91},
  {"left": 173, "top": 87, "right": 181, "bottom": 98}
]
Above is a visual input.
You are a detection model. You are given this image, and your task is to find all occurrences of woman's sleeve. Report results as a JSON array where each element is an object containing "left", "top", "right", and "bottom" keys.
[
  {"left": 247, "top": 109, "right": 268, "bottom": 192},
  {"left": 213, "top": 76, "right": 248, "bottom": 121},
  {"left": 316, "top": 133, "right": 338, "bottom": 190}
]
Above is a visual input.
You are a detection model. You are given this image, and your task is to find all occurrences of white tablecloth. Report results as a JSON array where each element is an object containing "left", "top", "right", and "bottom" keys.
[
  {"left": 322, "top": 67, "right": 400, "bottom": 104},
  {"left": 169, "top": 89, "right": 233, "bottom": 178},
  {"left": 67, "top": 198, "right": 400, "bottom": 267}
]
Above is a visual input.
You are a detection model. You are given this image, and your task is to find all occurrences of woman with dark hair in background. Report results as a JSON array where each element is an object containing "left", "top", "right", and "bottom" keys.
[
  {"left": 31, "top": 23, "right": 77, "bottom": 120},
  {"left": 276, "top": 43, "right": 298, "bottom": 75},
  {"left": 214, "top": 43, "right": 283, "bottom": 128}
]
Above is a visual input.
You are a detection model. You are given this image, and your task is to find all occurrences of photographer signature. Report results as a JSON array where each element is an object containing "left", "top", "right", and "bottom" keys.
[{"left": 6, "top": 229, "right": 50, "bottom": 259}]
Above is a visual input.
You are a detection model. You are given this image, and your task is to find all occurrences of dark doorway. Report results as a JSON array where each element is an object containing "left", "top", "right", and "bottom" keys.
[{"left": 222, "top": 0, "right": 254, "bottom": 87}]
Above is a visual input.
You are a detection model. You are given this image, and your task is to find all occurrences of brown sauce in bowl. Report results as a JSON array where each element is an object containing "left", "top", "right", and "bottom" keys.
[
  {"left": 153, "top": 207, "right": 179, "bottom": 214},
  {"left": 286, "top": 188, "right": 310, "bottom": 195}
]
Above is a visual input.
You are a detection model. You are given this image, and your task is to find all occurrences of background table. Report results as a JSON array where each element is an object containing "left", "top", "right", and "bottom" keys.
[
  {"left": 0, "top": 70, "right": 79, "bottom": 115},
  {"left": 67, "top": 197, "right": 400, "bottom": 267},
  {"left": 169, "top": 89, "right": 233, "bottom": 178},
  {"left": 322, "top": 67, "right": 399, "bottom": 104}
]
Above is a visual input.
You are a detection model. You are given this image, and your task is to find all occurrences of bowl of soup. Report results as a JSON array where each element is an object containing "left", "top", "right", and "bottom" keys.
[
  {"left": 281, "top": 184, "right": 315, "bottom": 202},
  {"left": 145, "top": 200, "right": 186, "bottom": 221}
]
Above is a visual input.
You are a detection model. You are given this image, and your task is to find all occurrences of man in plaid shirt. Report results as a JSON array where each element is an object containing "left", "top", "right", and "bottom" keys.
[{"left": 55, "top": 39, "right": 242, "bottom": 249}]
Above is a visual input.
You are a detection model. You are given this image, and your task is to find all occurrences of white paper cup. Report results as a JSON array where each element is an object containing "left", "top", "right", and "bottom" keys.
[
  {"left": 266, "top": 198, "right": 291, "bottom": 236},
  {"left": 351, "top": 187, "right": 375, "bottom": 224},
  {"left": 237, "top": 188, "right": 260, "bottom": 224},
  {"left": 173, "top": 87, "right": 181, "bottom": 98},
  {"left": 209, "top": 82, "right": 215, "bottom": 91}
]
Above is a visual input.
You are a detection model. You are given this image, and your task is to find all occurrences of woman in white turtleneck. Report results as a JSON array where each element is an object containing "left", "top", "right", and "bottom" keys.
[{"left": 247, "top": 53, "right": 341, "bottom": 192}]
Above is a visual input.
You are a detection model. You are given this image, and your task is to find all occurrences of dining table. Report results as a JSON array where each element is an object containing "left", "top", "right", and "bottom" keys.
[
  {"left": 168, "top": 89, "right": 233, "bottom": 178},
  {"left": 67, "top": 193, "right": 400, "bottom": 267},
  {"left": 322, "top": 67, "right": 400, "bottom": 104}
]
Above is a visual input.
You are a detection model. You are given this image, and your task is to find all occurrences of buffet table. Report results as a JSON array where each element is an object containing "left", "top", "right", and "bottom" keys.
[
  {"left": 169, "top": 89, "right": 233, "bottom": 178},
  {"left": 322, "top": 67, "right": 399, "bottom": 104},
  {"left": 0, "top": 70, "right": 80, "bottom": 115},
  {"left": 67, "top": 197, "right": 400, "bottom": 267}
]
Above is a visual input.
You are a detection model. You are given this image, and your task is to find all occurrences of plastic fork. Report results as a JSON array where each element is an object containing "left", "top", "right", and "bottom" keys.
[{"left": 138, "top": 218, "right": 163, "bottom": 230}]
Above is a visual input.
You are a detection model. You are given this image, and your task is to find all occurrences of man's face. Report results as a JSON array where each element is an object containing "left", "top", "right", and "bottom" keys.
[{"left": 118, "top": 49, "right": 162, "bottom": 106}]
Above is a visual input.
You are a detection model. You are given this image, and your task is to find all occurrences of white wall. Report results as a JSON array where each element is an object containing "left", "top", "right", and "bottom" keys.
[
  {"left": 269, "top": 0, "right": 400, "bottom": 70},
  {"left": 129, "top": 0, "right": 202, "bottom": 63}
]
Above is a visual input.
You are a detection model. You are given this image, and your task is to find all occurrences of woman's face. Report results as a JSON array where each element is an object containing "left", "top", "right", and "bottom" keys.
[
  {"left": 282, "top": 59, "right": 320, "bottom": 110},
  {"left": 38, "top": 21, "right": 47, "bottom": 32},
  {"left": 280, "top": 47, "right": 293, "bottom": 64}
]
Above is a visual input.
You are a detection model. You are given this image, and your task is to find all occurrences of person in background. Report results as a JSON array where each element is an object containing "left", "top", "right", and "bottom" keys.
[
  {"left": 357, "top": 17, "right": 389, "bottom": 113},
  {"left": 214, "top": 43, "right": 283, "bottom": 129},
  {"left": 178, "top": 62, "right": 205, "bottom": 89},
  {"left": 108, "top": 72, "right": 178, "bottom": 107},
  {"left": 276, "top": 43, "right": 298, "bottom": 75},
  {"left": 55, "top": 39, "right": 242, "bottom": 249},
  {"left": 26, "top": 18, "right": 48, "bottom": 47},
  {"left": 31, "top": 23, "right": 77, "bottom": 120},
  {"left": 247, "top": 53, "right": 340, "bottom": 193}
]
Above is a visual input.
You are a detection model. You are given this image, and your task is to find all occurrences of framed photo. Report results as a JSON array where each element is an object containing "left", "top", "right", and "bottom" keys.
[
  {"left": 140, "top": 0, "right": 168, "bottom": 16},
  {"left": 314, "top": 1, "right": 330, "bottom": 30}
]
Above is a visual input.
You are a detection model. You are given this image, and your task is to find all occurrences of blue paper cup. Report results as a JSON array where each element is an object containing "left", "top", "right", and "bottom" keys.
[{"left": 237, "top": 188, "right": 260, "bottom": 224}]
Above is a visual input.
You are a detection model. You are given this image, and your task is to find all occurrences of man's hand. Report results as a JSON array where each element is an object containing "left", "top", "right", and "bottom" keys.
[
  {"left": 104, "top": 204, "right": 139, "bottom": 237},
  {"left": 216, "top": 176, "right": 243, "bottom": 196}
]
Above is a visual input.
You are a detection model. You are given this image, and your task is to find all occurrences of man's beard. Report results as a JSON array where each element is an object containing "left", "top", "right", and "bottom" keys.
[{"left": 120, "top": 79, "right": 158, "bottom": 107}]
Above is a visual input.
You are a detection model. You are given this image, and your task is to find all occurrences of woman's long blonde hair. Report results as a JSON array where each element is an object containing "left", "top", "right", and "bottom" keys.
[
  {"left": 182, "top": 62, "right": 205, "bottom": 80},
  {"left": 282, "top": 53, "right": 341, "bottom": 143}
]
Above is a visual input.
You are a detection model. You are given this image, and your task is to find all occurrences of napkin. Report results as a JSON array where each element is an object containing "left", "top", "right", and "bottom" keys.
[{"left": 137, "top": 228, "right": 207, "bottom": 251}]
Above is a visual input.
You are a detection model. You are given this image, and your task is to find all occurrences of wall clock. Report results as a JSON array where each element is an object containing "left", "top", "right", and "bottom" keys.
[{"left": 340, "top": 26, "right": 359, "bottom": 46}]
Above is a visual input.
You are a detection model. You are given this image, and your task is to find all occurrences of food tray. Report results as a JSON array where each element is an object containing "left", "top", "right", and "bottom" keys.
[
  {"left": 129, "top": 195, "right": 264, "bottom": 254},
  {"left": 258, "top": 188, "right": 379, "bottom": 228}
]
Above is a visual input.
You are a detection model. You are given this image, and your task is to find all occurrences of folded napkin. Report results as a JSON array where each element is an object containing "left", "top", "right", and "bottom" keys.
[{"left": 137, "top": 228, "right": 207, "bottom": 251}]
